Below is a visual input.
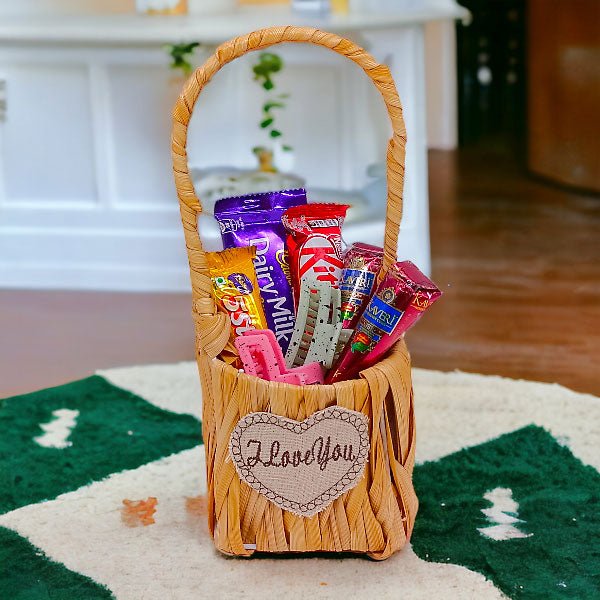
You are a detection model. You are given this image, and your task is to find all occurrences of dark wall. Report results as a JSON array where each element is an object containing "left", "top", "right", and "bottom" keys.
[{"left": 456, "top": 0, "right": 526, "bottom": 146}]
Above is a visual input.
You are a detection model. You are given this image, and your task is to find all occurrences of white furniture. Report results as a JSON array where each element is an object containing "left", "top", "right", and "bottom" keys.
[{"left": 0, "top": 2, "right": 467, "bottom": 291}]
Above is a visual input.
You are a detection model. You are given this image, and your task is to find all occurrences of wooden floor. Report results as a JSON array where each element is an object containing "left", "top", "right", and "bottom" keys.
[
  {"left": 1, "top": 146, "right": 599, "bottom": 398},
  {"left": 412, "top": 145, "right": 599, "bottom": 396}
]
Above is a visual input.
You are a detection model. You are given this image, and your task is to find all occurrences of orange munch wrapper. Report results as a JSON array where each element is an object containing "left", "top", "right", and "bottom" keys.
[{"left": 206, "top": 247, "right": 267, "bottom": 346}]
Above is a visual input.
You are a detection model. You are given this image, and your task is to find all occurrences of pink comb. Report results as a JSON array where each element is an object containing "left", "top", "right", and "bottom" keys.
[{"left": 234, "top": 329, "right": 323, "bottom": 385}]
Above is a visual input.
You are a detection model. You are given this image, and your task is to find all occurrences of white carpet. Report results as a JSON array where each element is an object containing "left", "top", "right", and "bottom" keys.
[{"left": 1, "top": 363, "right": 598, "bottom": 599}]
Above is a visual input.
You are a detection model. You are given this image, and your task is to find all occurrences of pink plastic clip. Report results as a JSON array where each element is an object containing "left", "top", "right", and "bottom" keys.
[{"left": 234, "top": 329, "right": 323, "bottom": 385}]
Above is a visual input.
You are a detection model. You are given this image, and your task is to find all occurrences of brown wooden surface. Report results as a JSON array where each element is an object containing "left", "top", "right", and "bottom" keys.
[
  {"left": 528, "top": 0, "right": 600, "bottom": 192},
  {"left": 408, "top": 145, "right": 600, "bottom": 395},
  {"left": 1, "top": 147, "right": 599, "bottom": 398}
]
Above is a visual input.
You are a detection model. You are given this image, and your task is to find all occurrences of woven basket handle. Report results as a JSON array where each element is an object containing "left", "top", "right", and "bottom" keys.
[{"left": 172, "top": 26, "right": 406, "bottom": 324}]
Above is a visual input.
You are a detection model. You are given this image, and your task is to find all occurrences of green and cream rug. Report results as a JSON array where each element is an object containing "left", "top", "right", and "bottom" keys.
[{"left": 1, "top": 364, "right": 598, "bottom": 599}]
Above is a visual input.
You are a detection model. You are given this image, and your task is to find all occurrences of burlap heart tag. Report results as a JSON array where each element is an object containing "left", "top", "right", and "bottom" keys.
[{"left": 229, "top": 406, "right": 369, "bottom": 517}]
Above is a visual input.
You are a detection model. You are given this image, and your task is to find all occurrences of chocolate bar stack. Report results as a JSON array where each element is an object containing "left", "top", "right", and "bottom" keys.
[{"left": 205, "top": 188, "right": 442, "bottom": 384}]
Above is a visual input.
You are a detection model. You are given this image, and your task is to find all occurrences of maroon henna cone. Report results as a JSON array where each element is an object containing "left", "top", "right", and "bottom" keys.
[{"left": 326, "top": 261, "right": 442, "bottom": 383}]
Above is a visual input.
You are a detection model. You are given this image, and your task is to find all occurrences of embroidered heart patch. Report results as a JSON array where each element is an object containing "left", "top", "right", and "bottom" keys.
[{"left": 229, "top": 406, "right": 369, "bottom": 517}]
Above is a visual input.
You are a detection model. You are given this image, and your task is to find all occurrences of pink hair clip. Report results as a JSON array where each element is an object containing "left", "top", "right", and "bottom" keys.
[{"left": 234, "top": 329, "right": 323, "bottom": 385}]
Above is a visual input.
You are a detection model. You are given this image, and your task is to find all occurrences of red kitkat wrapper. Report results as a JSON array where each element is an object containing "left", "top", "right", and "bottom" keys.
[
  {"left": 282, "top": 203, "right": 349, "bottom": 306},
  {"left": 326, "top": 261, "right": 442, "bottom": 383}
]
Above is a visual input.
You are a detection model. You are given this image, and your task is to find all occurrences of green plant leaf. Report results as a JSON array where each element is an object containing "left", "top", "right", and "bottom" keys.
[
  {"left": 263, "top": 101, "right": 285, "bottom": 112},
  {"left": 258, "top": 52, "right": 283, "bottom": 72},
  {"left": 263, "top": 79, "right": 274, "bottom": 91},
  {"left": 165, "top": 42, "right": 200, "bottom": 77},
  {"left": 253, "top": 65, "right": 269, "bottom": 77},
  {"left": 282, "top": 145, "right": 293, "bottom": 152},
  {"left": 260, "top": 118, "right": 274, "bottom": 129},
  {"left": 270, "top": 129, "right": 282, "bottom": 138}
]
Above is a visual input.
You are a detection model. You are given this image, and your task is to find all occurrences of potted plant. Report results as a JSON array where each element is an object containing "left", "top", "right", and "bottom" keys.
[
  {"left": 166, "top": 45, "right": 303, "bottom": 210},
  {"left": 250, "top": 52, "right": 293, "bottom": 173}
]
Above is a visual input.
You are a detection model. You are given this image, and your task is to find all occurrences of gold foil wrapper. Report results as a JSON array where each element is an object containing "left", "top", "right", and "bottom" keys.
[{"left": 206, "top": 247, "right": 268, "bottom": 357}]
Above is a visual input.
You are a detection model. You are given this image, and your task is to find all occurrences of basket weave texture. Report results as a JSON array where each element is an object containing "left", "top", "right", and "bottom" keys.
[{"left": 171, "top": 26, "right": 418, "bottom": 560}]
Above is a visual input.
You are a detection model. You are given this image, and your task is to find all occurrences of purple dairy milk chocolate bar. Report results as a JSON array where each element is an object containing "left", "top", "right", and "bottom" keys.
[{"left": 213, "top": 188, "right": 307, "bottom": 352}]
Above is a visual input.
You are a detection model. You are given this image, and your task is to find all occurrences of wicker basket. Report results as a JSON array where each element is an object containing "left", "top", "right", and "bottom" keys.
[{"left": 171, "top": 26, "right": 417, "bottom": 560}]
